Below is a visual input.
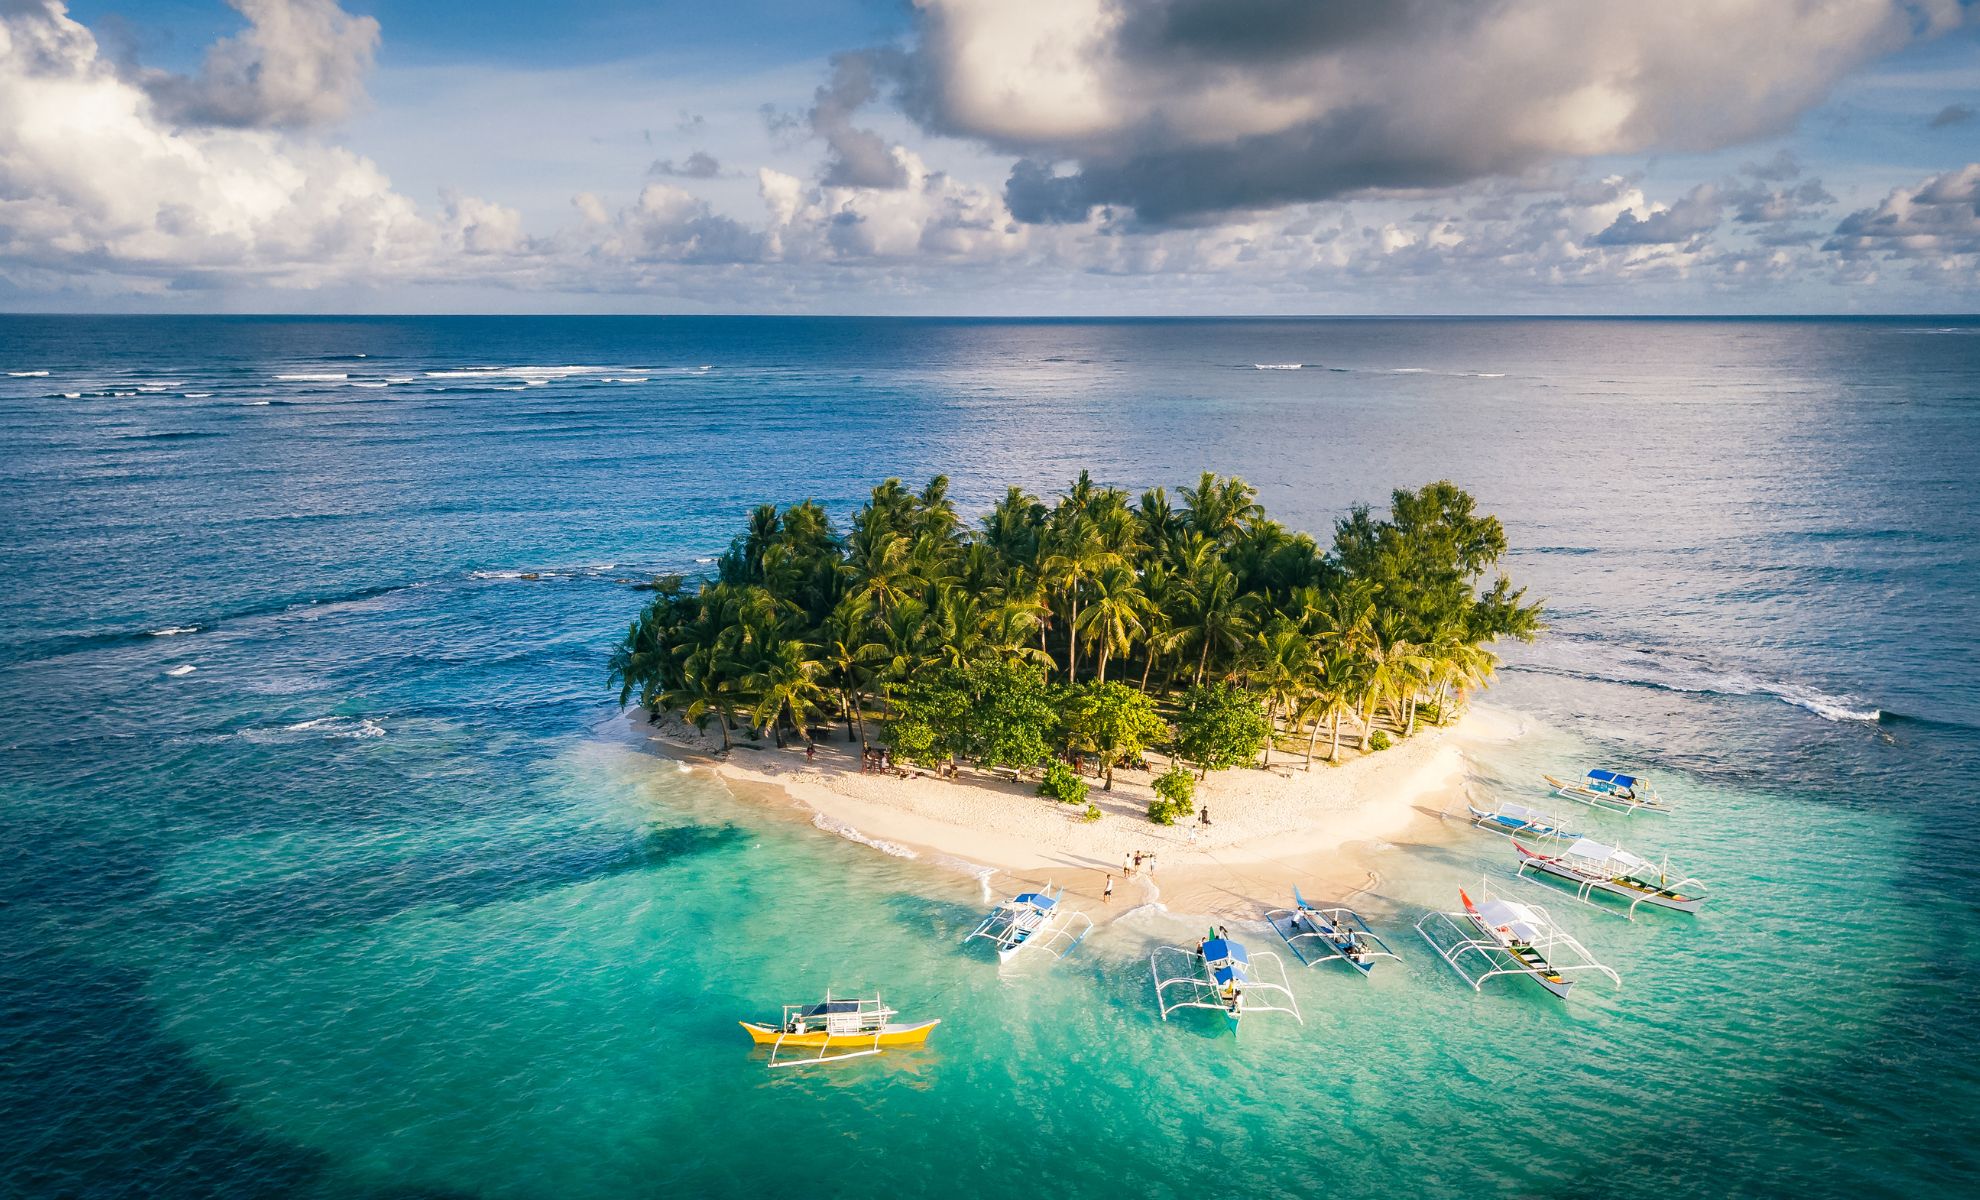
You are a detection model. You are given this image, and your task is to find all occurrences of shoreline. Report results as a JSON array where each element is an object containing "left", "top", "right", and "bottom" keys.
[{"left": 618, "top": 703, "right": 1523, "bottom": 920}]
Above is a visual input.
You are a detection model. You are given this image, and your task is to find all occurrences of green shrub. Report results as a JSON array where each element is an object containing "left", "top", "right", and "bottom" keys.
[
  {"left": 1367, "top": 729, "right": 1392, "bottom": 752},
  {"left": 1147, "top": 798, "right": 1178, "bottom": 825},
  {"left": 1081, "top": 803, "right": 1102, "bottom": 823},
  {"left": 1153, "top": 765, "right": 1196, "bottom": 811},
  {"left": 1036, "top": 760, "right": 1088, "bottom": 805}
]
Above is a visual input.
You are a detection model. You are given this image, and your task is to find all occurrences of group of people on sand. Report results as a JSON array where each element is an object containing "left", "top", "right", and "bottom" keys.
[{"left": 1103, "top": 848, "right": 1162, "bottom": 904}]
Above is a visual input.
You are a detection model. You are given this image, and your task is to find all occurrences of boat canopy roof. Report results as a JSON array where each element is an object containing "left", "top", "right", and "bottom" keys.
[
  {"left": 1475, "top": 898, "right": 1542, "bottom": 942},
  {"left": 1202, "top": 938, "right": 1247, "bottom": 965},
  {"left": 1011, "top": 892, "right": 1056, "bottom": 910},
  {"left": 1587, "top": 769, "right": 1639, "bottom": 787},
  {"left": 1564, "top": 838, "right": 1652, "bottom": 870},
  {"left": 1499, "top": 801, "right": 1548, "bottom": 820},
  {"left": 799, "top": 1000, "right": 863, "bottom": 1018}
]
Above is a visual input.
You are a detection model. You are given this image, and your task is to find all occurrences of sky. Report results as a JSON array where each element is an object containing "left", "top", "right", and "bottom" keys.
[{"left": 3, "top": 0, "right": 1978, "bottom": 314}]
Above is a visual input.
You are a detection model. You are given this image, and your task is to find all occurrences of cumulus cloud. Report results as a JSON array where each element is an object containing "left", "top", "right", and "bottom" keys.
[
  {"left": 1825, "top": 164, "right": 1980, "bottom": 258},
  {"left": 1595, "top": 185, "right": 1723, "bottom": 246},
  {"left": 141, "top": 0, "right": 379, "bottom": 129},
  {"left": 890, "top": 0, "right": 1966, "bottom": 224},
  {"left": 0, "top": 1, "right": 430, "bottom": 287},
  {"left": 809, "top": 52, "right": 909, "bottom": 189}
]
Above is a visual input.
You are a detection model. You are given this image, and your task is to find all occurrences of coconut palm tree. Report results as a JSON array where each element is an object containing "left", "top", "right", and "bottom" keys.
[
  {"left": 1040, "top": 520, "right": 1118, "bottom": 683},
  {"left": 1077, "top": 562, "right": 1149, "bottom": 684},
  {"left": 745, "top": 638, "right": 828, "bottom": 748},
  {"left": 1182, "top": 561, "right": 1251, "bottom": 685},
  {"left": 820, "top": 594, "right": 881, "bottom": 746},
  {"left": 1245, "top": 618, "right": 1314, "bottom": 768}
]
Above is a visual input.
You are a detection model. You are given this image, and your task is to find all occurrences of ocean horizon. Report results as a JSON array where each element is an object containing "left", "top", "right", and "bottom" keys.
[{"left": 3, "top": 313, "right": 1977, "bottom": 1198}]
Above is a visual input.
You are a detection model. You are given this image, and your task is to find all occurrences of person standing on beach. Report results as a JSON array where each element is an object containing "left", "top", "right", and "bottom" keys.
[
  {"left": 1123, "top": 852, "right": 1133, "bottom": 877},
  {"left": 1104, "top": 875, "right": 1114, "bottom": 903}
]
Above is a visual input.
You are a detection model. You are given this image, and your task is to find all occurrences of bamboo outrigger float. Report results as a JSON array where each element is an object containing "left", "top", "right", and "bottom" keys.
[
  {"left": 739, "top": 993, "right": 940, "bottom": 1068},
  {"left": 1264, "top": 886, "right": 1399, "bottom": 976},
  {"left": 1151, "top": 932, "right": 1302, "bottom": 1032},
  {"left": 1544, "top": 769, "right": 1670, "bottom": 815},
  {"left": 965, "top": 884, "right": 1093, "bottom": 964},
  {"left": 1415, "top": 885, "right": 1620, "bottom": 1001},
  {"left": 1514, "top": 838, "right": 1707, "bottom": 917}
]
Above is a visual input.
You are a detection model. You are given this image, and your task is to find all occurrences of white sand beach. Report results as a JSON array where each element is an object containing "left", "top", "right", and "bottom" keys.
[{"left": 625, "top": 704, "right": 1523, "bottom": 918}]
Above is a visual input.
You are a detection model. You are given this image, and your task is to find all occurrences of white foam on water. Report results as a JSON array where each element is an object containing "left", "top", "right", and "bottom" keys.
[
  {"left": 275, "top": 373, "right": 348, "bottom": 381},
  {"left": 245, "top": 400, "right": 270, "bottom": 406},
  {"left": 810, "top": 812, "right": 917, "bottom": 858},
  {"left": 60, "top": 392, "right": 81, "bottom": 399},
  {"left": 347, "top": 381, "right": 390, "bottom": 388},
  {"left": 284, "top": 716, "right": 385, "bottom": 739},
  {"left": 1253, "top": 363, "right": 1302, "bottom": 370},
  {"left": 164, "top": 664, "right": 197, "bottom": 677},
  {"left": 182, "top": 392, "right": 214, "bottom": 399},
  {"left": 602, "top": 376, "right": 650, "bottom": 383},
  {"left": 150, "top": 625, "right": 200, "bottom": 636},
  {"left": 9, "top": 370, "right": 50, "bottom": 377}
]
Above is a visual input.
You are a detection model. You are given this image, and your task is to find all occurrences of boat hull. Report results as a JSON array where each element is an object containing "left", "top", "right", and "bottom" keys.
[
  {"left": 1518, "top": 850, "right": 1704, "bottom": 913},
  {"left": 1542, "top": 775, "right": 1668, "bottom": 814},
  {"left": 739, "top": 1019, "right": 940, "bottom": 1049}
]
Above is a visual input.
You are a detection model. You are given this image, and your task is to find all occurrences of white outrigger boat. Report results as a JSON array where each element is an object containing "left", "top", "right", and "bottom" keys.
[
  {"left": 1151, "top": 932, "right": 1302, "bottom": 1032},
  {"left": 1544, "top": 769, "right": 1669, "bottom": 815},
  {"left": 965, "top": 884, "right": 1092, "bottom": 964},
  {"left": 1514, "top": 838, "right": 1707, "bottom": 917},
  {"left": 1264, "top": 886, "right": 1399, "bottom": 976},
  {"left": 1415, "top": 884, "right": 1619, "bottom": 1001},
  {"left": 1467, "top": 798, "right": 1582, "bottom": 841},
  {"left": 739, "top": 992, "right": 940, "bottom": 1068}
]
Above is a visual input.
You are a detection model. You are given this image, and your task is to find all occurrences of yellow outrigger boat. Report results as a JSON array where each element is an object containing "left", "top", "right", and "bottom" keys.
[{"left": 740, "top": 994, "right": 939, "bottom": 1067}]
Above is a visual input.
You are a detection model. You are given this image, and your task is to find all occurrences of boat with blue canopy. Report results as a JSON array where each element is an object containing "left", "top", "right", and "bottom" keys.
[
  {"left": 1543, "top": 769, "right": 1669, "bottom": 814},
  {"left": 1265, "top": 886, "right": 1399, "bottom": 975},
  {"left": 1150, "top": 931, "right": 1302, "bottom": 1031},
  {"left": 1468, "top": 797, "right": 1581, "bottom": 841},
  {"left": 965, "top": 884, "right": 1092, "bottom": 964}
]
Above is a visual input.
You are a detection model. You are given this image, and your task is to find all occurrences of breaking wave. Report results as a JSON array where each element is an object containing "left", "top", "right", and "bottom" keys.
[
  {"left": 164, "top": 664, "right": 197, "bottom": 677},
  {"left": 150, "top": 625, "right": 201, "bottom": 637},
  {"left": 1508, "top": 641, "right": 1882, "bottom": 724},
  {"left": 810, "top": 813, "right": 917, "bottom": 858}
]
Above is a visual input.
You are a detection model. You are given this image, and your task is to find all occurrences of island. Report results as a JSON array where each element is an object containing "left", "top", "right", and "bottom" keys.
[{"left": 612, "top": 473, "right": 1542, "bottom": 913}]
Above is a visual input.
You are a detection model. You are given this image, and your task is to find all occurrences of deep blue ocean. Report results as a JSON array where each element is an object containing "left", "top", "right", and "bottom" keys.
[{"left": 2, "top": 316, "right": 1977, "bottom": 1198}]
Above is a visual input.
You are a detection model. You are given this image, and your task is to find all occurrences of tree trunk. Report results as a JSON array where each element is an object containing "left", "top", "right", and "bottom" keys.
[
  {"left": 844, "top": 691, "right": 858, "bottom": 741},
  {"left": 1304, "top": 717, "right": 1321, "bottom": 769},
  {"left": 1096, "top": 642, "right": 1109, "bottom": 684},
  {"left": 1139, "top": 649, "right": 1155, "bottom": 692},
  {"left": 1067, "top": 591, "right": 1080, "bottom": 683},
  {"left": 1330, "top": 711, "right": 1343, "bottom": 761},
  {"left": 717, "top": 712, "right": 733, "bottom": 751},
  {"left": 1262, "top": 701, "right": 1274, "bottom": 768},
  {"left": 1196, "top": 639, "right": 1210, "bottom": 686},
  {"left": 1103, "top": 757, "right": 1114, "bottom": 791},
  {"left": 1405, "top": 695, "right": 1418, "bottom": 737}
]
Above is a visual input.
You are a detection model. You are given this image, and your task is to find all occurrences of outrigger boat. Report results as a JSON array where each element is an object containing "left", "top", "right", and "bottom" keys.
[
  {"left": 1151, "top": 931, "right": 1302, "bottom": 1032},
  {"left": 1415, "top": 884, "right": 1619, "bottom": 1001},
  {"left": 1468, "top": 798, "right": 1581, "bottom": 841},
  {"left": 739, "top": 993, "right": 939, "bottom": 1068},
  {"left": 1264, "top": 886, "right": 1399, "bottom": 976},
  {"left": 1514, "top": 837, "right": 1706, "bottom": 917},
  {"left": 965, "top": 884, "right": 1092, "bottom": 964},
  {"left": 1544, "top": 769, "right": 1669, "bottom": 815}
]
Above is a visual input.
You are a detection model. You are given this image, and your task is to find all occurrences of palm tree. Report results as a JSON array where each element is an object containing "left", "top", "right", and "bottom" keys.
[
  {"left": 1180, "top": 472, "right": 1262, "bottom": 545},
  {"left": 1245, "top": 618, "right": 1313, "bottom": 768},
  {"left": 1304, "top": 649, "right": 1362, "bottom": 765},
  {"left": 1077, "top": 563, "right": 1149, "bottom": 684},
  {"left": 1183, "top": 561, "right": 1250, "bottom": 685},
  {"left": 745, "top": 638, "right": 828, "bottom": 748},
  {"left": 1040, "top": 520, "right": 1118, "bottom": 683},
  {"left": 1359, "top": 622, "right": 1432, "bottom": 739},
  {"left": 820, "top": 594, "right": 881, "bottom": 746},
  {"left": 846, "top": 527, "right": 913, "bottom": 620},
  {"left": 662, "top": 647, "right": 737, "bottom": 751}
]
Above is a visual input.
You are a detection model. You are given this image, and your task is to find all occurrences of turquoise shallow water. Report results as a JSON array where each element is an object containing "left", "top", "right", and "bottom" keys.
[{"left": 3, "top": 317, "right": 1977, "bottom": 1197}]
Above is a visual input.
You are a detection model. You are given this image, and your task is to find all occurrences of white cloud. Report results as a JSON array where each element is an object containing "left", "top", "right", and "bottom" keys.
[
  {"left": 895, "top": 0, "right": 1967, "bottom": 224},
  {"left": 142, "top": 0, "right": 380, "bottom": 130}
]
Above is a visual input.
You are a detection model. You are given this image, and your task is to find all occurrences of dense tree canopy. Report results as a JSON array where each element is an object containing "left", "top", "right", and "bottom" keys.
[{"left": 610, "top": 472, "right": 1543, "bottom": 793}]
